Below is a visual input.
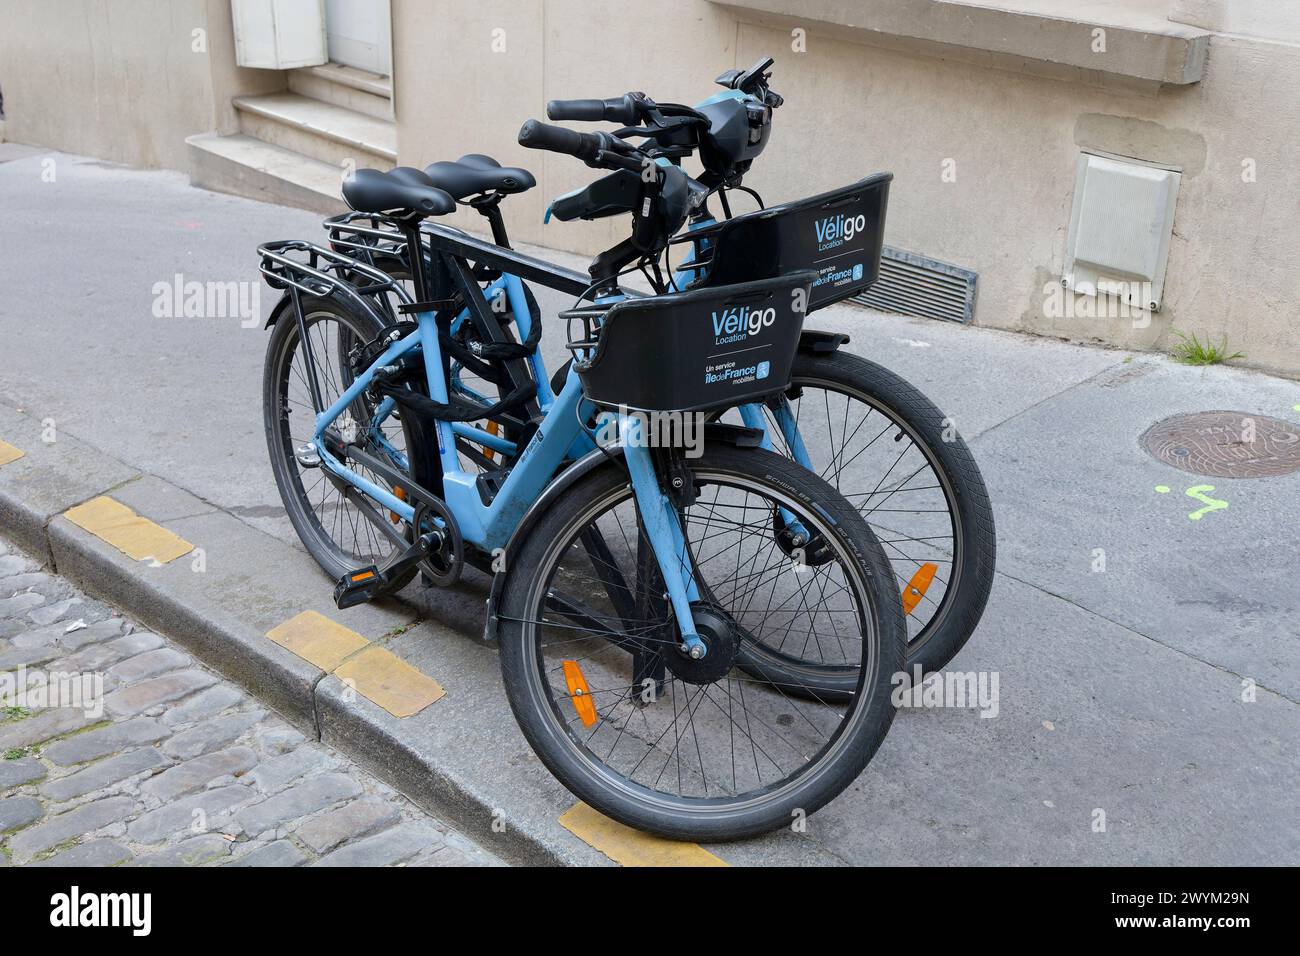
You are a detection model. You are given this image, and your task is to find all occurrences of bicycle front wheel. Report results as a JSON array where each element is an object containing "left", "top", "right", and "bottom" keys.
[{"left": 496, "top": 443, "right": 905, "bottom": 841}]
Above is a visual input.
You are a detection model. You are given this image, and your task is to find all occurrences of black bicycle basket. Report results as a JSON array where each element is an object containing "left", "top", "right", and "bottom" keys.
[
  {"left": 682, "top": 172, "right": 891, "bottom": 313},
  {"left": 566, "top": 272, "right": 816, "bottom": 413}
]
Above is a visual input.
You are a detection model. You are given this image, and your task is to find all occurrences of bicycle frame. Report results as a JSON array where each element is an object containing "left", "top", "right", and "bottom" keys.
[
  {"left": 450, "top": 271, "right": 555, "bottom": 412},
  {"left": 426, "top": 231, "right": 814, "bottom": 534},
  {"left": 304, "top": 230, "right": 709, "bottom": 652}
]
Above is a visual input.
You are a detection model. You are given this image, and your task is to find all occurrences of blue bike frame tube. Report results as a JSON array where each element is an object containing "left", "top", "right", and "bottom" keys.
[
  {"left": 312, "top": 333, "right": 420, "bottom": 525},
  {"left": 616, "top": 414, "right": 704, "bottom": 655},
  {"left": 418, "top": 311, "right": 461, "bottom": 478},
  {"left": 448, "top": 273, "right": 554, "bottom": 412},
  {"left": 450, "top": 421, "right": 517, "bottom": 456},
  {"left": 738, "top": 401, "right": 776, "bottom": 451},
  {"left": 770, "top": 395, "right": 814, "bottom": 469},
  {"left": 367, "top": 396, "right": 409, "bottom": 471},
  {"left": 504, "top": 272, "right": 554, "bottom": 408},
  {"left": 738, "top": 402, "right": 810, "bottom": 540}
]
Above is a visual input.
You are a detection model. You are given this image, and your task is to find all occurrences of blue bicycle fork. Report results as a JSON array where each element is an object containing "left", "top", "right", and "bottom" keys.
[{"left": 616, "top": 414, "right": 706, "bottom": 658}]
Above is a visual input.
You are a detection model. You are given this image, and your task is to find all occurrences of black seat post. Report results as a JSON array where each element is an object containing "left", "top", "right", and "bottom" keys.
[
  {"left": 398, "top": 216, "right": 432, "bottom": 300},
  {"left": 471, "top": 195, "right": 512, "bottom": 249}
]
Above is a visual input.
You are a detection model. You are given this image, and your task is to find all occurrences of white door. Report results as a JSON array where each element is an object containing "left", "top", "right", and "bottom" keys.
[
  {"left": 232, "top": 0, "right": 328, "bottom": 70},
  {"left": 324, "top": 0, "right": 391, "bottom": 76}
]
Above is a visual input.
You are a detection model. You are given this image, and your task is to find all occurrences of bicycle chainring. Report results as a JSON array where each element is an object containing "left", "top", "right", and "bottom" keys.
[{"left": 414, "top": 498, "right": 464, "bottom": 587}]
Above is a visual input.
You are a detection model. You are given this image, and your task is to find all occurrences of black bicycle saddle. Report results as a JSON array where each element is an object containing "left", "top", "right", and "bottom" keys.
[
  {"left": 423, "top": 154, "right": 536, "bottom": 200},
  {"left": 341, "top": 167, "right": 456, "bottom": 217}
]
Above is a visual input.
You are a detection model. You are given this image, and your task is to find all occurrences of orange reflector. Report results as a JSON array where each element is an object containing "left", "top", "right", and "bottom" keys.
[
  {"left": 390, "top": 485, "right": 407, "bottom": 524},
  {"left": 485, "top": 420, "right": 500, "bottom": 463},
  {"left": 351, "top": 570, "right": 377, "bottom": 583},
  {"left": 901, "top": 563, "right": 938, "bottom": 615},
  {"left": 562, "top": 660, "right": 598, "bottom": 728}
]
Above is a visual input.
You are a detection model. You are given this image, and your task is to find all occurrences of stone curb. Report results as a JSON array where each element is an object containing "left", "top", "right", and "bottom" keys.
[{"left": 0, "top": 408, "right": 578, "bottom": 866}]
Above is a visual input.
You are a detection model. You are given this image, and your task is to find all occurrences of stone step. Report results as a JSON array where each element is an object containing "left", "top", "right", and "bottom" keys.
[
  {"left": 232, "top": 91, "right": 395, "bottom": 170},
  {"left": 289, "top": 63, "right": 392, "bottom": 122},
  {"left": 186, "top": 132, "right": 346, "bottom": 216}
]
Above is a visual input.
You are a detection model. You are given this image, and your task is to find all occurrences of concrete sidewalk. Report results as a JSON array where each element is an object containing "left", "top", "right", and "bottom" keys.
[{"left": 1, "top": 148, "right": 1297, "bottom": 865}]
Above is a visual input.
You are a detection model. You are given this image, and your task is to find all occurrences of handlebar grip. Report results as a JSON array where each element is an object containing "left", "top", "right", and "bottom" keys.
[
  {"left": 517, "top": 120, "right": 598, "bottom": 158},
  {"left": 546, "top": 99, "right": 607, "bottom": 121},
  {"left": 546, "top": 95, "right": 640, "bottom": 125}
]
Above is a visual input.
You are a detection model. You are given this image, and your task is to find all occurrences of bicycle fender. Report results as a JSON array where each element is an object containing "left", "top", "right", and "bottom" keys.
[
  {"left": 264, "top": 291, "right": 295, "bottom": 329},
  {"left": 798, "top": 329, "right": 850, "bottom": 354},
  {"left": 480, "top": 422, "right": 764, "bottom": 642}
]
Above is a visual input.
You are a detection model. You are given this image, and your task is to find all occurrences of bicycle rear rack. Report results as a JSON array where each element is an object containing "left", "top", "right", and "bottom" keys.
[
  {"left": 257, "top": 238, "right": 413, "bottom": 328},
  {"left": 324, "top": 212, "right": 506, "bottom": 287},
  {"left": 322, "top": 212, "right": 410, "bottom": 269},
  {"left": 325, "top": 211, "right": 594, "bottom": 298}
]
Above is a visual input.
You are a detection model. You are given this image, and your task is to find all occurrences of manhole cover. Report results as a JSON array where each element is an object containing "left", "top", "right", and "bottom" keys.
[{"left": 1140, "top": 411, "right": 1300, "bottom": 478}]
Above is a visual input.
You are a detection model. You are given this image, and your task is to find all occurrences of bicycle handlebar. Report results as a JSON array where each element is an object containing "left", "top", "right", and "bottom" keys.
[{"left": 546, "top": 95, "right": 640, "bottom": 125}]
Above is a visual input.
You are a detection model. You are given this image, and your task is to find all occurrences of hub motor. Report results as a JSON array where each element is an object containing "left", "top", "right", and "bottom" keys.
[{"left": 664, "top": 601, "right": 743, "bottom": 685}]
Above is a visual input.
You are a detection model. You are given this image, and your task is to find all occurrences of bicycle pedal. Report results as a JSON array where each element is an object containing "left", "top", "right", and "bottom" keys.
[
  {"left": 334, "top": 533, "right": 442, "bottom": 609},
  {"left": 333, "top": 567, "right": 386, "bottom": 609}
]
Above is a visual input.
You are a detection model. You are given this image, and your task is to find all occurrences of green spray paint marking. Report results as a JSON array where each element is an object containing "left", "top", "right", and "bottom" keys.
[
  {"left": 1185, "top": 484, "right": 1229, "bottom": 521},
  {"left": 1154, "top": 485, "right": 1170, "bottom": 493}
]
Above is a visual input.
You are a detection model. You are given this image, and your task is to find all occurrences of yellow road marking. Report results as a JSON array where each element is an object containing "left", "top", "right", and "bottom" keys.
[
  {"left": 267, "top": 610, "right": 370, "bottom": 671},
  {"left": 63, "top": 496, "right": 193, "bottom": 563},
  {"left": 266, "top": 612, "right": 444, "bottom": 718},
  {"left": 334, "top": 645, "right": 444, "bottom": 718},
  {"left": 559, "top": 803, "right": 729, "bottom": 867},
  {"left": 0, "top": 440, "right": 24, "bottom": 466}
]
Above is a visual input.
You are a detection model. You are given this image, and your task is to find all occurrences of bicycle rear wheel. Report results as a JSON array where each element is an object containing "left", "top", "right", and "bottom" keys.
[
  {"left": 721, "top": 349, "right": 996, "bottom": 682},
  {"left": 262, "top": 294, "right": 421, "bottom": 587}
]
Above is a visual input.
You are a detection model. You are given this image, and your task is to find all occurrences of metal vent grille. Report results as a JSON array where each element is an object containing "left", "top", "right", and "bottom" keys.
[{"left": 852, "top": 246, "right": 977, "bottom": 324}]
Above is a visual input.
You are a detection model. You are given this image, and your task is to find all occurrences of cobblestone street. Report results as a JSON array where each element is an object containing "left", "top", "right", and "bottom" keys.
[{"left": 0, "top": 536, "right": 499, "bottom": 867}]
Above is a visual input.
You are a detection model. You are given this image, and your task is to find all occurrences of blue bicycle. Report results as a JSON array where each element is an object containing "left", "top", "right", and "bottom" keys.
[
  {"left": 324, "top": 58, "right": 995, "bottom": 690},
  {"left": 258, "top": 116, "right": 907, "bottom": 837}
]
